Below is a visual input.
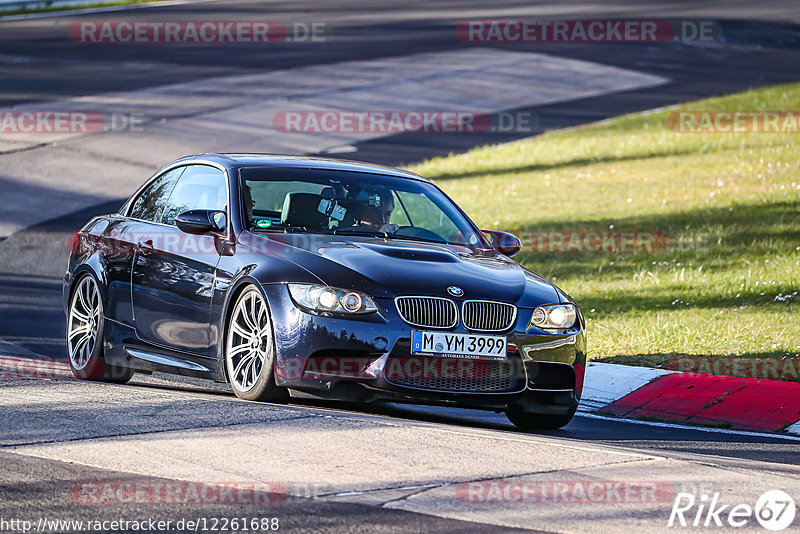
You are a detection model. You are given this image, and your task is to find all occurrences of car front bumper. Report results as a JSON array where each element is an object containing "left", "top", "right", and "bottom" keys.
[{"left": 262, "top": 284, "right": 586, "bottom": 414}]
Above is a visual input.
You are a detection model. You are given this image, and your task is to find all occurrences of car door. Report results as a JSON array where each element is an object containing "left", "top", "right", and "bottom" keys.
[
  {"left": 106, "top": 165, "right": 185, "bottom": 326},
  {"left": 131, "top": 164, "right": 229, "bottom": 359}
]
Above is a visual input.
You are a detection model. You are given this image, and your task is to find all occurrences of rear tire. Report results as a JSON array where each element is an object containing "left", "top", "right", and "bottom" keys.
[
  {"left": 225, "top": 286, "right": 288, "bottom": 402},
  {"left": 67, "top": 274, "right": 133, "bottom": 383},
  {"left": 505, "top": 406, "right": 576, "bottom": 430}
]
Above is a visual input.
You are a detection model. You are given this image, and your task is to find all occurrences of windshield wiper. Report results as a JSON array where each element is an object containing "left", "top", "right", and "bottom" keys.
[
  {"left": 249, "top": 225, "right": 308, "bottom": 233},
  {"left": 330, "top": 228, "right": 388, "bottom": 238},
  {"left": 383, "top": 234, "right": 447, "bottom": 245},
  {"left": 331, "top": 227, "right": 451, "bottom": 246}
]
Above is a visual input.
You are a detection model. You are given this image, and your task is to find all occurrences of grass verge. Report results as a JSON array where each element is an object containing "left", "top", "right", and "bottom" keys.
[
  {"left": 410, "top": 83, "right": 800, "bottom": 376},
  {"left": 0, "top": 0, "right": 171, "bottom": 17}
]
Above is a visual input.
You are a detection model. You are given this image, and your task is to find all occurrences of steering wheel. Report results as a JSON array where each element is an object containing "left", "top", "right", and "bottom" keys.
[{"left": 393, "top": 226, "right": 446, "bottom": 242}]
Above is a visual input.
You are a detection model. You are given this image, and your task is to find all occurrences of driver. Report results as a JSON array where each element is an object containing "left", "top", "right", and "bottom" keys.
[{"left": 353, "top": 187, "right": 399, "bottom": 234}]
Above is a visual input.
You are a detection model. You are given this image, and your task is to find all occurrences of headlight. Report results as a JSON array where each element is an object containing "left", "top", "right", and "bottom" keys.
[
  {"left": 529, "top": 304, "right": 577, "bottom": 330},
  {"left": 287, "top": 284, "right": 378, "bottom": 315}
]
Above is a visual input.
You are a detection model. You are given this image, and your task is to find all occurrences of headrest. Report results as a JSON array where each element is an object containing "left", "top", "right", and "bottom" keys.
[{"left": 281, "top": 192, "right": 328, "bottom": 229}]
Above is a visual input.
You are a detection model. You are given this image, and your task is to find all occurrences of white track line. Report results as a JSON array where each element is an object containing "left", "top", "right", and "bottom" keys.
[
  {"left": 577, "top": 412, "right": 800, "bottom": 442},
  {"left": 580, "top": 361, "right": 673, "bottom": 411}
]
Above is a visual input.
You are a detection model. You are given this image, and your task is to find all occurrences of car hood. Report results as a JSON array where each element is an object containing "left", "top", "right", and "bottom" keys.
[{"left": 247, "top": 232, "right": 559, "bottom": 306}]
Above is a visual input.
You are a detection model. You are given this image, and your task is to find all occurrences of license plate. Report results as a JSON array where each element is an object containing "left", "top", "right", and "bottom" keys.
[{"left": 411, "top": 330, "right": 506, "bottom": 359}]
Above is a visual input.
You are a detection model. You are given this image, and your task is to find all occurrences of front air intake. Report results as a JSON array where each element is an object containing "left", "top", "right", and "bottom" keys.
[
  {"left": 462, "top": 300, "right": 517, "bottom": 332},
  {"left": 395, "top": 296, "right": 458, "bottom": 329}
]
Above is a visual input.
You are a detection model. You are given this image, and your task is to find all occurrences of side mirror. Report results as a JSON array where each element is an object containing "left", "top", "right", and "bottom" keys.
[
  {"left": 175, "top": 210, "right": 226, "bottom": 235},
  {"left": 482, "top": 230, "right": 522, "bottom": 257}
]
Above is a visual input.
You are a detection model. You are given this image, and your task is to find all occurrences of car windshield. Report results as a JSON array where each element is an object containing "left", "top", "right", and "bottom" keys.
[{"left": 239, "top": 167, "right": 486, "bottom": 247}]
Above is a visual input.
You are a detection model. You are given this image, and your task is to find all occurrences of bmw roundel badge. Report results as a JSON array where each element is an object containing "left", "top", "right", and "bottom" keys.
[{"left": 447, "top": 286, "right": 464, "bottom": 297}]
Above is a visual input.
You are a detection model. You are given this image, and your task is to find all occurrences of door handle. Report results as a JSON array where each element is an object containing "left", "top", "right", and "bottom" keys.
[{"left": 137, "top": 239, "right": 154, "bottom": 254}]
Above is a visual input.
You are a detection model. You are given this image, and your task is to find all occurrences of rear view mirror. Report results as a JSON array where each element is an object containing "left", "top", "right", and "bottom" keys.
[
  {"left": 482, "top": 230, "right": 522, "bottom": 256},
  {"left": 176, "top": 210, "right": 226, "bottom": 234}
]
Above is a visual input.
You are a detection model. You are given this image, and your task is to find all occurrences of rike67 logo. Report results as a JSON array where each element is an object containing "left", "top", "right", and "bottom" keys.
[{"left": 668, "top": 490, "right": 796, "bottom": 530}]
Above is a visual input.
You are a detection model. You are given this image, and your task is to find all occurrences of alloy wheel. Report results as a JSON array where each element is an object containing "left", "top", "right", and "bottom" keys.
[
  {"left": 67, "top": 275, "right": 101, "bottom": 371},
  {"left": 227, "top": 288, "right": 272, "bottom": 391}
]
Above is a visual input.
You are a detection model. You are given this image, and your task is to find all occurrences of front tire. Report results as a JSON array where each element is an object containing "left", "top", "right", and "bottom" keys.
[
  {"left": 67, "top": 274, "right": 133, "bottom": 383},
  {"left": 505, "top": 406, "right": 576, "bottom": 430},
  {"left": 225, "top": 286, "right": 287, "bottom": 402}
]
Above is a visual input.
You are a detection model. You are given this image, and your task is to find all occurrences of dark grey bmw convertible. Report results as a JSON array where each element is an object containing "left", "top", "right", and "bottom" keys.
[{"left": 64, "top": 154, "right": 586, "bottom": 429}]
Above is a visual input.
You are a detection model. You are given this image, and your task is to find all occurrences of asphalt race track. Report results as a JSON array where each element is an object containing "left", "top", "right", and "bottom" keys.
[{"left": 1, "top": 1, "right": 800, "bottom": 532}]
